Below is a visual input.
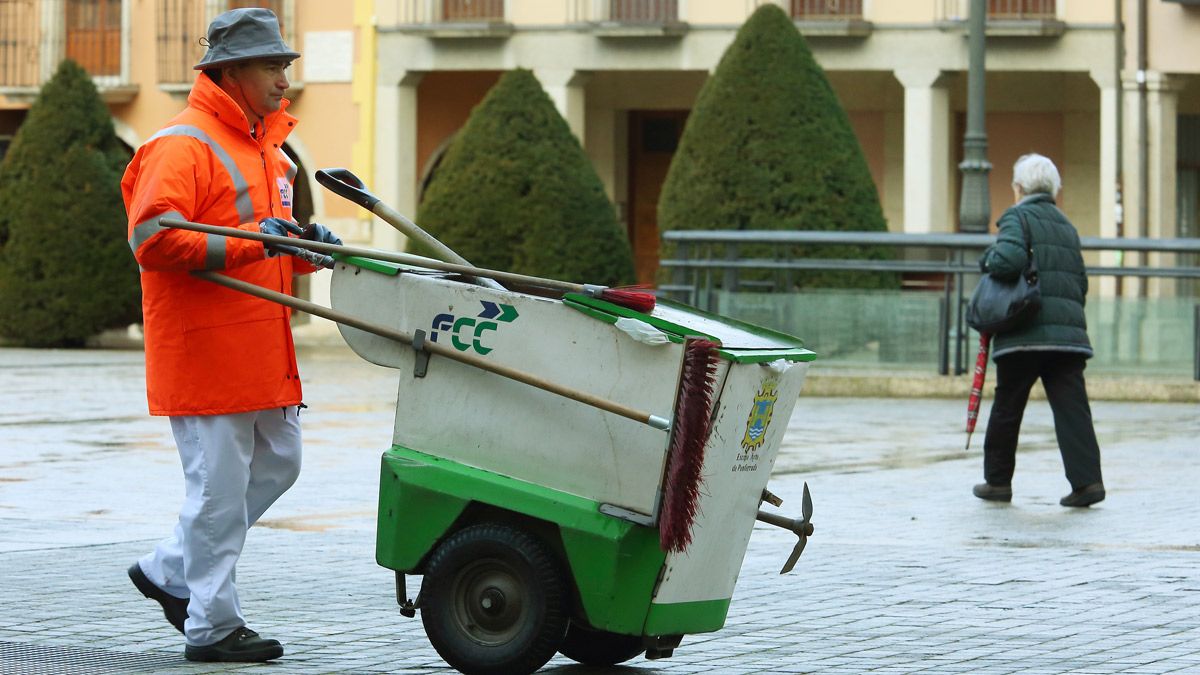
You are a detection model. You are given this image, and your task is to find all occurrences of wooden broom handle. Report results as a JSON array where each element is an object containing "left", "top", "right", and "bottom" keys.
[
  {"left": 191, "top": 271, "right": 670, "bottom": 431},
  {"left": 162, "top": 218, "right": 589, "bottom": 295}
]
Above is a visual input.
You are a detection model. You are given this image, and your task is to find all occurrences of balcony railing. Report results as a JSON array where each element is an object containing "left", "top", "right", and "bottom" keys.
[
  {"left": 394, "top": 0, "right": 506, "bottom": 24},
  {"left": 987, "top": 0, "right": 1056, "bottom": 20},
  {"left": 0, "top": 0, "right": 40, "bottom": 88},
  {"left": 158, "top": 0, "right": 290, "bottom": 86},
  {"left": 789, "top": 0, "right": 863, "bottom": 20},
  {"left": 939, "top": 0, "right": 1057, "bottom": 21},
  {"left": 570, "top": 0, "right": 680, "bottom": 25},
  {"left": 1, "top": 0, "right": 131, "bottom": 92}
]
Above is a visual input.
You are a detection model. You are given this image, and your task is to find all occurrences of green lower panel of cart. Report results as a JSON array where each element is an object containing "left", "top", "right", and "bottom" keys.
[
  {"left": 644, "top": 598, "right": 732, "bottom": 635},
  {"left": 375, "top": 446, "right": 732, "bottom": 636}
]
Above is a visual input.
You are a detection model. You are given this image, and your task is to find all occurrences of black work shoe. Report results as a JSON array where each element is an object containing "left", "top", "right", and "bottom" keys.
[
  {"left": 972, "top": 483, "right": 1012, "bottom": 502},
  {"left": 184, "top": 626, "right": 284, "bottom": 663},
  {"left": 128, "top": 563, "right": 188, "bottom": 633},
  {"left": 1060, "top": 482, "right": 1105, "bottom": 507}
]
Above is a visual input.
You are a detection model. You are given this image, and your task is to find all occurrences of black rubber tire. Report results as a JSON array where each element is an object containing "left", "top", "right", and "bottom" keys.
[
  {"left": 420, "top": 524, "right": 568, "bottom": 675},
  {"left": 558, "top": 621, "right": 645, "bottom": 666}
]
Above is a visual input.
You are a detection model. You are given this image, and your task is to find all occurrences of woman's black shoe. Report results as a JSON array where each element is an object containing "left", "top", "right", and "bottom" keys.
[
  {"left": 972, "top": 483, "right": 1012, "bottom": 502},
  {"left": 128, "top": 563, "right": 188, "bottom": 633},
  {"left": 185, "top": 626, "right": 283, "bottom": 662},
  {"left": 1060, "top": 482, "right": 1105, "bottom": 507}
]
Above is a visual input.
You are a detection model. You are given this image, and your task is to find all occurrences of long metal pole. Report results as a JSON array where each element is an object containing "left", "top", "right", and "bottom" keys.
[
  {"left": 956, "top": 0, "right": 991, "bottom": 376},
  {"left": 1115, "top": 0, "right": 1125, "bottom": 243},
  {"left": 958, "top": 0, "right": 991, "bottom": 235},
  {"left": 1136, "top": 0, "right": 1149, "bottom": 298},
  {"left": 161, "top": 218, "right": 600, "bottom": 296}
]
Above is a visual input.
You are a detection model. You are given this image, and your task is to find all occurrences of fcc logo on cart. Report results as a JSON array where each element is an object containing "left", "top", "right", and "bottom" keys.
[{"left": 429, "top": 301, "right": 519, "bottom": 355}]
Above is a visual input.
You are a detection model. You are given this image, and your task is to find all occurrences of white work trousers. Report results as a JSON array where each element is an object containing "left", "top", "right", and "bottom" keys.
[{"left": 138, "top": 407, "right": 302, "bottom": 646}]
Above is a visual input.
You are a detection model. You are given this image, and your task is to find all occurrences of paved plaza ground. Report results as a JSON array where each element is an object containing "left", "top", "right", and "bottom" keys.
[{"left": 0, "top": 347, "right": 1198, "bottom": 674}]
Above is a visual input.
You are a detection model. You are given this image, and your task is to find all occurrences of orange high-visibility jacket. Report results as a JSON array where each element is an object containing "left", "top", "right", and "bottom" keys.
[{"left": 123, "top": 73, "right": 314, "bottom": 416}]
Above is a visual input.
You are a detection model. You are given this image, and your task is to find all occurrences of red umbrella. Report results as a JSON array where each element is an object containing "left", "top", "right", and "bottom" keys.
[{"left": 965, "top": 332, "right": 991, "bottom": 449}]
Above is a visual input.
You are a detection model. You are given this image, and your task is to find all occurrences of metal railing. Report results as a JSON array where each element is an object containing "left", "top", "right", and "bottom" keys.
[
  {"left": 938, "top": 0, "right": 1056, "bottom": 21},
  {"left": 789, "top": 0, "right": 863, "bottom": 20},
  {"left": 570, "top": 0, "right": 679, "bottom": 24},
  {"left": 157, "top": 0, "right": 289, "bottom": 85},
  {"left": 0, "top": 0, "right": 129, "bottom": 89},
  {"left": 0, "top": 0, "right": 40, "bottom": 87},
  {"left": 394, "top": 0, "right": 507, "bottom": 24},
  {"left": 987, "top": 0, "right": 1055, "bottom": 19},
  {"left": 157, "top": 0, "right": 208, "bottom": 85},
  {"left": 660, "top": 230, "right": 1200, "bottom": 379}
]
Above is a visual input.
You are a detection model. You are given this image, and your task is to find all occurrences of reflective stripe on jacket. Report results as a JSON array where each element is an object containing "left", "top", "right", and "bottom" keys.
[{"left": 122, "top": 72, "right": 312, "bottom": 416}]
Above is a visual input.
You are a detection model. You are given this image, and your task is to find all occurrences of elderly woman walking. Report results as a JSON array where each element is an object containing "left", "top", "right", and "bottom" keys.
[{"left": 971, "top": 153, "right": 1106, "bottom": 508}]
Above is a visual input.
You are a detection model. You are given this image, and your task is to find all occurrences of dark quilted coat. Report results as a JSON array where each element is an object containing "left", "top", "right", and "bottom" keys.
[{"left": 978, "top": 193, "right": 1093, "bottom": 359}]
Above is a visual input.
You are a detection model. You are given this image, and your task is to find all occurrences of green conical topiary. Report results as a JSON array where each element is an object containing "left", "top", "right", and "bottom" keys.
[
  {"left": 0, "top": 59, "right": 140, "bottom": 347},
  {"left": 658, "top": 3, "right": 894, "bottom": 289},
  {"left": 415, "top": 69, "right": 634, "bottom": 286}
]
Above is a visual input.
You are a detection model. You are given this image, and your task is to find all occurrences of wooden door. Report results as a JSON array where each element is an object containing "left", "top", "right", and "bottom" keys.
[
  {"left": 628, "top": 110, "right": 687, "bottom": 285},
  {"left": 65, "top": 0, "right": 121, "bottom": 76}
]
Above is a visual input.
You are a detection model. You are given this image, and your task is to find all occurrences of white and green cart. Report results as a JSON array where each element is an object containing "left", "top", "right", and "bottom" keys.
[
  {"left": 334, "top": 259, "right": 816, "bottom": 674},
  {"left": 166, "top": 172, "right": 818, "bottom": 675}
]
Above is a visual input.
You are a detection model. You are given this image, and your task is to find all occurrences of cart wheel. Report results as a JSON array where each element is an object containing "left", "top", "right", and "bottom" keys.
[
  {"left": 558, "top": 622, "right": 645, "bottom": 666},
  {"left": 420, "top": 524, "right": 568, "bottom": 675}
]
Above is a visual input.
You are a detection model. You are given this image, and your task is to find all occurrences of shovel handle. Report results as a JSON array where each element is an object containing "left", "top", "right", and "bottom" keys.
[
  {"left": 315, "top": 168, "right": 380, "bottom": 211},
  {"left": 316, "top": 167, "right": 503, "bottom": 290},
  {"left": 160, "top": 218, "right": 585, "bottom": 295}
]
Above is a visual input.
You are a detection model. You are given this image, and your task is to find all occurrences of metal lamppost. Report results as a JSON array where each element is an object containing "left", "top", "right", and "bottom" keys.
[
  {"left": 952, "top": 0, "right": 991, "bottom": 375},
  {"left": 958, "top": 0, "right": 991, "bottom": 234}
]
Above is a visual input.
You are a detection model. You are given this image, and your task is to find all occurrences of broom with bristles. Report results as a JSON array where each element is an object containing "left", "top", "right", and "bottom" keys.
[
  {"left": 659, "top": 339, "right": 722, "bottom": 553},
  {"left": 315, "top": 168, "right": 657, "bottom": 313}
]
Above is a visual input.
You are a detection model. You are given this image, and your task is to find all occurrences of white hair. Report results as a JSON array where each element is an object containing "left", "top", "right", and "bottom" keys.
[{"left": 1012, "top": 153, "right": 1061, "bottom": 197}]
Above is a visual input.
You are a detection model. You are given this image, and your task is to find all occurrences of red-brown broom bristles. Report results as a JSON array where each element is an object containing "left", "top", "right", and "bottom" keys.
[
  {"left": 598, "top": 286, "right": 656, "bottom": 313},
  {"left": 659, "top": 338, "right": 721, "bottom": 553}
]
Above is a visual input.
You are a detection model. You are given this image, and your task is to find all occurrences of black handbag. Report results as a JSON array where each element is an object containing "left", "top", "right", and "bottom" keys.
[{"left": 966, "top": 214, "right": 1041, "bottom": 334}]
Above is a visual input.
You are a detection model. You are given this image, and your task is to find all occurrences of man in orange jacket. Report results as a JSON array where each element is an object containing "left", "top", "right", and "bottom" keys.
[{"left": 121, "top": 8, "right": 340, "bottom": 663}]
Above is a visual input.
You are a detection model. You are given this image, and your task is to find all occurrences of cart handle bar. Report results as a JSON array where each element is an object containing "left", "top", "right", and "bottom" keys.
[
  {"left": 189, "top": 269, "right": 671, "bottom": 432},
  {"left": 161, "top": 218, "right": 611, "bottom": 299}
]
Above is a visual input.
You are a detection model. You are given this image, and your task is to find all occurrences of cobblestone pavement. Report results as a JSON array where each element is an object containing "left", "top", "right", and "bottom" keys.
[{"left": 1, "top": 347, "right": 1198, "bottom": 674}]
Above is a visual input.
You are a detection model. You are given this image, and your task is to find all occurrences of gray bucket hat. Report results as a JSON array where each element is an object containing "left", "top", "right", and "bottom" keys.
[{"left": 193, "top": 8, "right": 300, "bottom": 70}]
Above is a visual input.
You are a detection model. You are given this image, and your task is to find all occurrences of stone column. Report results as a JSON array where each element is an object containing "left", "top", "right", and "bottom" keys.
[
  {"left": 1145, "top": 72, "right": 1179, "bottom": 298},
  {"left": 373, "top": 71, "right": 424, "bottom": 252},
  {"left": 534, "top": 68, "right": 591, "bottom": 141},
  {"left": 1091, "top": 68, "right": 1121, "bottom": 298},
  {"left": 895, "top": 68, "right": 951, "bottom": 234},
  {"left": 1122, "top": 71, "right": 1179, "bottom": 297},
  {"left": 39, "top": 0, "right": 64, "bottom": 83}
]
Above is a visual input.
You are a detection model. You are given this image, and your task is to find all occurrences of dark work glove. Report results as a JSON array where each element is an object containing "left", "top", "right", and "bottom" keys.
[
  {"left": 260, "top": 217, "right": 303, "bottom": 241},
  {"left": 259, "top": 217, "right": 334, "bottom": 269},
  {"left": 301, "top": 222, "right": 343, "bottom": 247}
]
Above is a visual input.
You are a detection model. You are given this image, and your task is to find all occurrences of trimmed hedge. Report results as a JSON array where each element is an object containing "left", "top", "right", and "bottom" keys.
[
  {"left": 658, "top": 4, "right": 894, "bottom": 289},
  {"left": 415, "top": 69, "right": 634, "bottom": 286},
  {"left": 0, "top": 60, "right": 140, "bottom": 347}
]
